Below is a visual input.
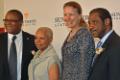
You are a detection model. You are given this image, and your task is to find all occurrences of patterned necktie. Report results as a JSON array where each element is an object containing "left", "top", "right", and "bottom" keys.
[
  {"left": 92, "top": 41, "right": 102, "bottom": 66},
  {"left": 96, "top": 41, "right": 102, "bottom": 48},
  {"left": 9, "top": 36, "right": 17, "bottom": 80}
]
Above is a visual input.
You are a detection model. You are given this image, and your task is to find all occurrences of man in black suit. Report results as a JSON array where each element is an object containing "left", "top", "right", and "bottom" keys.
[
  {"left": 88, "top": 8, "right": 120, "bottom": 80},
  {"left": 0, "top": 9, "right": 37, "bottom": 80}
]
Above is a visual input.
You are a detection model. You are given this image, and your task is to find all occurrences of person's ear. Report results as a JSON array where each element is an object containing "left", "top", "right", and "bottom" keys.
[
  {"left": 79, "top": 14, "right": 82, "bottom": 20},
  {"left": 48, "top": 37, "right": 52, "bottom": 45},
  {"left": 104, "top": 18, "right": 110, "bottom": 26},
  {"left": 104, "top": 18, "right": 111, "bottom": 31}
]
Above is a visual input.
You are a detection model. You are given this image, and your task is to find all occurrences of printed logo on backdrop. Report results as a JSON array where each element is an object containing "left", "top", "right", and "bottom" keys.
[
  {"left": 54, "top": 17, "right": 65, "bottom": 27},
  {"left": 53, "top": 15, "right": 88, "bottom": 27},
  {"left": 111, "top": 12, "right": 120, "bottom": 20},
  {"left": 23, "top": 11, "right": 37, "bottom": 27},
  {"left": 83, "top": 12, "right": 120, "bottom": 21},
  {"left": 82, "top": 12, "right": 120, "bottom": 21},
  {"left": 53, "top": 12, "right": 120, "bottom": 27}
]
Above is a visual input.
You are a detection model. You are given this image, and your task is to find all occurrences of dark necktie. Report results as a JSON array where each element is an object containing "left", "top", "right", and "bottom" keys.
[
  {"left": 9, "top": 36, "right": 17, "bottom": 80},
  {"left": 96, "top": 41, "right": 102, "bottom": 48},
  {"left": 92, "top": 41, "right": 102, "bottom": 66}
]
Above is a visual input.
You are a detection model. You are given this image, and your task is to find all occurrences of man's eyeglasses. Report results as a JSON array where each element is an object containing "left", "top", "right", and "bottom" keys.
[{"left": 3, "top": 19, "right": 21, "bottom": 23}]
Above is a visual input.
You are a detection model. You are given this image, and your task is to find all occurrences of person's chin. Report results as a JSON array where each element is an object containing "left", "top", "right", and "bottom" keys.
[
  {"left": 65, "top": 24, "right": 72, "bottom": 28},
  {"left": 68, "top": 26, "right": 74, "bottom": 29},
  {"left": 6, "top": 30, "right": 14, "bottom": 34}
]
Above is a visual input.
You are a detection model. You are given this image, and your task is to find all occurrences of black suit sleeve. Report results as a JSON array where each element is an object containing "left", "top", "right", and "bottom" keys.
[{"left": 108, "top": 45, "right": 120, "bottom": 80}]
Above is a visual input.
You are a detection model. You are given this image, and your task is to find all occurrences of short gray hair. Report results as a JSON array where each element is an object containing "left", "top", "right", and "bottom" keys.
[{"left": 36, "top": 27, "right": 53, "bottom": 41}]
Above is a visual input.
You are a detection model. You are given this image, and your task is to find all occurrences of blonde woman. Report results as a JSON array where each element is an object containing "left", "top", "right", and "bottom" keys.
[{"left": 28, "top": 27, "right": 61, "bottom": 80}]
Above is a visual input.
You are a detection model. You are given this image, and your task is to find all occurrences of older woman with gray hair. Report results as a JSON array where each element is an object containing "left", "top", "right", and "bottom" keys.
[{"left": 28, "top": 27, "right": 61, "bottom": 80}]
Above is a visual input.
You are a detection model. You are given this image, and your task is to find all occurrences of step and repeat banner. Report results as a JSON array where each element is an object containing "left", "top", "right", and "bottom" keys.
[{"left": 3, "top": 0, "right": 120, "bottom": 59}]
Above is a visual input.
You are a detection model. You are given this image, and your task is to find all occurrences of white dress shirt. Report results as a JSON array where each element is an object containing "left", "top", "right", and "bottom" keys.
[
  {"left": 98, "top": 30, "right": 113, "bottom": 48},
  {"left": 8, "top": 31, "right": 23, "bottom": 80}
]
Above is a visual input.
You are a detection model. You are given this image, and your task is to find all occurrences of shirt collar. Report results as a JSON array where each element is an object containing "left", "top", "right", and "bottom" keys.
[
  {"left": 8, "top": 30, "right": 22, "bottom": 40},
  {"left": 100, "top": 30, "right": 113, "bottom": 46}
]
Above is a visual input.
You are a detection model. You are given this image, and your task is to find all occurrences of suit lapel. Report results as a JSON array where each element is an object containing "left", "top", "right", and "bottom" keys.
[
  {"left": 1, "top": 33, "right": 11, "bottom": 78},
  {"left": 21, "top": 31, "right": 29, "bottom": 68},
  {"left": 22, "top": 31, "right": 32, "bottom": 62},
  {"left": 2, "top": 33, "right": 9, "bottom": 65},
  {"left": 21, "top": 31, "right": 34, "bottom": 80},
  {"left": 93, "top": 31, "right": 115, "bottom": 67},
  {"left": 22, "top": 31, "right": 26, "bottom": 61},
  {"left": 1, "top": 33, "right": 8, "bottom": 55}
]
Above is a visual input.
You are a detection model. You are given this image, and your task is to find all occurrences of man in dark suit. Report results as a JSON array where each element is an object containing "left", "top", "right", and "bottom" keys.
[
  {"left": 88, "top": 8, "right": 120, "bottom": 80},
  {"left": 0, "top": 9, "right": 37, "bottom": 80}
]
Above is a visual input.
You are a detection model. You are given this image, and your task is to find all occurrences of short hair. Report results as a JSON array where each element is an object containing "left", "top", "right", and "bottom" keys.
[
  {"left": 36, "top": 27, "right": 53, "bottom": 41},
  {"left": 6, "top": 9, "right": 23, "bottom": 22},
  {"left": 89, "top": 8, "right": 112, "bottom": 27}
]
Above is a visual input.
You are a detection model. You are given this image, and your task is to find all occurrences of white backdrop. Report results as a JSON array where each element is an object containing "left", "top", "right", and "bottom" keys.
[
  {"left": 0, "top": 0, "right": 4, "bottom": 27},
  {"left": 3, "top": 0, "right": 120, "bottom": 59}
]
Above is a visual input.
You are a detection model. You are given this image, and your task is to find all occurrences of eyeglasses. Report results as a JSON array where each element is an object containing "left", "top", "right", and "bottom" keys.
[{"left": 3, "top": 19, "right": 21, "bottom": 23}]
